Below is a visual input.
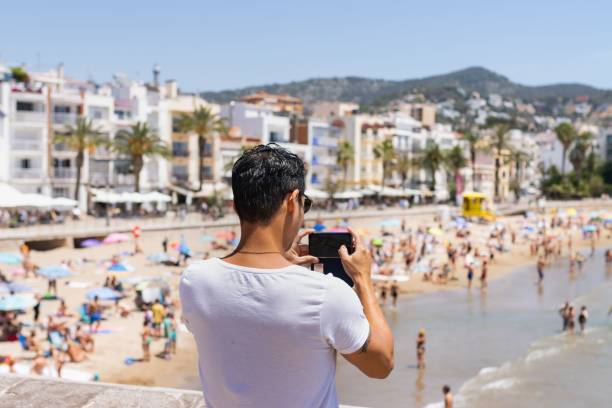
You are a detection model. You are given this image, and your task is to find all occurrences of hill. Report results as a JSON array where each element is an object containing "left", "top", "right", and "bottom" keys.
[{"left": 200, "top": 67, "right": 608, "bottom": 107}]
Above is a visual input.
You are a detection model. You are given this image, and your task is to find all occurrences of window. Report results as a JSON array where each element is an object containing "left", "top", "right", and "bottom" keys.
[
  {"left": 89, "top": 106, "right": 109, "bottom": 120},
  {"left": 53, "top": 158, "right": 71, "bottom": 168},
  {"left": 20, "top": 158, "right": 31, "bottom": 169},
  {"left": 269, "top": 131, "right": 282, "bottom": 142},
  {"left": 201, "top": 166, "right": 213, "bottom": 180},
  {"left": 172, "top": 141, "right": 189, "bottom": 157},
  {"left": 172, "top": 117, "right": 182, "bottom": 132},
  {"left": 16, "top": 102, "right": 35, "bottom": 112},
  {"left": 52, "top": 187, "right": 70, "bottom": 198},
  {"left": 114, "top": 160, "right": 132, "bottom": 175},
  {"left": 54, "top": 105, "right": 71, "bottom": 113},
  {"left": 200, "top": 142, "right": 213, "bottom": 157}
]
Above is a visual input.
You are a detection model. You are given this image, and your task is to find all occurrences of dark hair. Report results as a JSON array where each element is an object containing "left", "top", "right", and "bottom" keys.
[
  {"left": 443, "top": 385, "right": 451, "bottom": 393},
  {"left": 232, "top": 144, "right": 306, "bottom": 224}
]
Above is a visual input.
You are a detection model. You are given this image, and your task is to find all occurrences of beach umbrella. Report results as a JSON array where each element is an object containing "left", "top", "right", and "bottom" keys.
[
  {"left": 379, "top": 219, "right": 401, "bottom": 227},
  {"left": 136, "top": 278, "right": 169, "bottom": 291},
  {"left": 0, "top": 282, "right": 32, "bottom": 294},
  {"left": 146, "top": 252, "right": 170, "bottom": 263},
  {"left": 37, "top": 265, "right": 72, "bottom": 279},
  {"left": 582, "top": 225, "right": 597, "bottom": 233},
  {"left": 80, "top": 239, "right": 101, "bottom": 248},
  {"left": 106, "top": 263, "right": 134, "bottom": 273},
  {"left": 102, "top": 233, "right": 131, "bottom": 245},
  {"left": 372, "top": 238, "right": 383, "bottom": 247},
  {"left": 566, "top": 208, "right": 577, "bottom": 217},
  {"left": 313, "top": 223, "right": 326, "bottom": 232},
  {"left": 0, "top": 253, "right": 22, "bottom": 265},
  {"left": 0, "top": 294, "right": 36, "bottom": 311},
  {"left": 428, "top": 227, "right": 444, "bottom": 236},
  {"left": 86, "top": 287, "right": 122, "bottom": 301},
  {"left": 200, "top": 235, "right": 215, "bottom": 243}
]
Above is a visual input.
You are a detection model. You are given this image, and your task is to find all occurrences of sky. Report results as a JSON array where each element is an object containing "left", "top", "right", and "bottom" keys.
[{"left": 2, "top": 0, "right": 611, "bottom": 91}]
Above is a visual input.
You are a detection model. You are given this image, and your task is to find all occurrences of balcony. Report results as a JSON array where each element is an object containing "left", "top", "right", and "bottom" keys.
[
  {"left": 53, "top": 112, "right": 78, "bottom": 125},
  {"left": 13, "top": 111, "right": 46, "bottom": 123},
  {"left": 53, "top": 168, "right": 76, "bottom": 179},
  {"left": 172, "top": 149, "right": 190, "bottom": 158},
  {"left": 11, "top": 140, "right": 42, "bottom": 151},
  {"left": 312, "top": 136, "right": 338, "bottom": 148},
  {"left": 53, "top": 143, "right": 73, "bottom": 152},
  {"left": 12, "top": 168, "right": 42, "bottom": 179}
]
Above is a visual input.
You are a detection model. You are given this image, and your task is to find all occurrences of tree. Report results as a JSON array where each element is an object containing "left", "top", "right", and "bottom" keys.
[
  {"left": 394, "top": 154, "right": 412, "bottom": 190},
  {"left": 569, "top": 132, "right": 593, "bottom": 178},
  {"left": 421, "top": 142, "right": 444, "bottom": 192},
  {"left": 323, "top": 175, "right": 341, "bottom": 209},
  {"left": 488, "top": 120, "right": 512, "bottom": 200},
  {"left": 373, "top": 139, "right": 396, "bottom": 194},
  {"left": 554, "top": 123, "right": 576, "bottom": 175},
  {"left": 461, "top": 129, "right": 487, "bottom": 191},
  {"left": 509, "top": 149, "right": 530, "bottom": 201},
  {"left": 10, "top": 67, "right": 29, "bottom": 83},
  {"left": 177, "top": 107, "right": 227, "bottom": 191},
  {"left": 112, "top": 122, "right": 170, "bottom": 192},
  {"left": 444, "top": 145, "right": 467, "bottom": 201},
  {"left": 54, "top": 117, "right": 107, "bottom": 201},
  {"left": 336, "top": 140, "right": 354, "bottom": 190}
]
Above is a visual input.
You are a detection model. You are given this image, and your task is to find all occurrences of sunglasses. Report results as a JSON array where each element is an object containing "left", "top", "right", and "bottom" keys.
[{"left": 303, "top": 194, "right": 312, "bottom": 214}]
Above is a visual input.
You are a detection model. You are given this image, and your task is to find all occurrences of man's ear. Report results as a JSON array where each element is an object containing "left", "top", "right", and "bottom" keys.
[{"left": 286, "top": 189, "right": 300, "bottom": 214}]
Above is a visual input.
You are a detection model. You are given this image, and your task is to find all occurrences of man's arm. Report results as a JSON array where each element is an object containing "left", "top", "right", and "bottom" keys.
[{"left": 339, "top": 228, "right": 394, "bottom": 379}]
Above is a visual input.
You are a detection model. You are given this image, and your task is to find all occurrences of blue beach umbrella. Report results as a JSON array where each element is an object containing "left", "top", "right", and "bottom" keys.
[
  {"left": 200, "top": 235, "right": 215, "bottom": 243},
  {"left": 0, "top": 253, "right": 22, "bottom": 265},
  {"left": 37, "top": 265, "right": 72, "bottom": 279},
  {"left": 583, "top": 225, "right": 597, "bottom": 233},
  {"left": 146, "top": 252, "right": 170, "bottom": 263},
  {"left": 313, "top": 223, "right": 326, "bottom": 232},
  {"left": 86, "top": 287, "right": 122, "bottom": 301},
  {"left": 81, "top": 239, "right": 102, "bottom": 248},
  {"left": 0, "top": 282, "right": 32, "bottom": 294},
  {"left": 0, "top": 294, "right": 36, "bottom": 311},
  {"left": 379, "top": 219, "right": 401, "bottom": 228},
  {"left": 107, "top": 263, "right": 133, "bottom": 273}
]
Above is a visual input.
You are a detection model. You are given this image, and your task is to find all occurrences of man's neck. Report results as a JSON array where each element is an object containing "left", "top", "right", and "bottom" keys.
[{"left": 222, "top": 220, "right": 292, "bottom": 269}]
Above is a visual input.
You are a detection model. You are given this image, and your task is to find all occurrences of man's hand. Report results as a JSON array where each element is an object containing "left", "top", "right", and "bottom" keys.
[
  {"left": 338, "top": 227, "right": 372, "bottom": 287},
  {"left": 285, "top": 229, "right": 319, "bottom": 266}
]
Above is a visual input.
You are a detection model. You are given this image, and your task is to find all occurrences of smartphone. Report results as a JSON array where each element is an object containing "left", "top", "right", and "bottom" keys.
[
  {"left": 308, "top": 232, "right": 354, "bottom": 259},
  {"left": 309, "top": 232, "right": 355, "bottom": 286}
]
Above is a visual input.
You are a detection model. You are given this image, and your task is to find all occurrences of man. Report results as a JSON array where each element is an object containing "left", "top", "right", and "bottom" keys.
[
  {"left": 180, "top": 144, "right": 394, "bottom": 407},
  {"left": 443, "top": 385, "right": 453, "bottom": 408},
  {"left": 151, "top": 299, "right": 166, "bottom": 337}
]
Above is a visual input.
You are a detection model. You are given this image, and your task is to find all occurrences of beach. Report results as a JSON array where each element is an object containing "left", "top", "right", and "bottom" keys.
[{"left": 0, "top": 203, "right": 610, "bottom": 404}]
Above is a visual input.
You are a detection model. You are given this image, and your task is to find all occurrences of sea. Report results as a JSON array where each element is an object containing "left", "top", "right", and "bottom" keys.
[{"left": 335, "top": 249, "right": 612, "bottom": 408}]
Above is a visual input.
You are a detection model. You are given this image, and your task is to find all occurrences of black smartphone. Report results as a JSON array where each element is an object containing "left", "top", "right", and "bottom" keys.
[
  {"left": 309, "top": 232, "right": 355, "bottom": 286},
  {"left": 308, "top": 232, "right": 354, "bottom": 259}
]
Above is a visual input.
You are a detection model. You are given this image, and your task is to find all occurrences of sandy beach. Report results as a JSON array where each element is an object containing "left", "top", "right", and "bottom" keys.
[{"left": 0, "top": 203, "right": 610, "bottom": 390}]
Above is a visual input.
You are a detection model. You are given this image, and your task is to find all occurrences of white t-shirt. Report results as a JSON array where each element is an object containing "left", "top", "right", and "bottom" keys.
[{"left": 179, "top": 258, "right": 370, "bottom": 408}]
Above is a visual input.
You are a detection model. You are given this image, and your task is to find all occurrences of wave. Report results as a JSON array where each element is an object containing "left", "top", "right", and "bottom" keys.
[{"left": 481, "top": 378, "right": 519, "bottom": 391}]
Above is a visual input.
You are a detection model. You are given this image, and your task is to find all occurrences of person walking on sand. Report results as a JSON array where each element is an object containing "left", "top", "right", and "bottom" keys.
[
  {"left": 443, "top": 385, "right": 453, "bottom": 408},
  {"left": 466, "top": 263, "right": 474, "bottom": 289},
  {"left": 416, "top": 329, "right": 426, "bottom": 369},
  {"left": 578, "top": 306, "right": 588, "bottom": 333},
  {"left": 141, "top": 322, "right": 153, "bottom": 362},
  {"left": 180, "top": 144, "right": 394, "bottom": 407}
]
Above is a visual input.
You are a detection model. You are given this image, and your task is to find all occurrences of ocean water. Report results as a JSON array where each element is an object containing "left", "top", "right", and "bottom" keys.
[{"left": 336, "top": 250, "right": 612, "bottom": 408}]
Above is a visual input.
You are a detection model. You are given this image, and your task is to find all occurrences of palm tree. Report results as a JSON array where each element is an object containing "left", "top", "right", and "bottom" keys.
[
  {"left": 554, "top": 123, "right": 576, "bottom": 175},
  {"left": 444, "top": 145, "right": 467, "bottom": 201},
  {"left": 569, "top": 131, "right": 593, "bottom": 178},
  {"left": 54, "top": 117, "right": 107, "bottom": 201},
  {"left": 373, "top": 139, "right": 396, "bottom": 194},
  {"left": 421, "top": 142, "right": 444, "bottom": 192},
  {"left": 336, "top": 140, "right": 354, "bottom": 189},
  {"left": 177, "top": 107, "right": 227, "bottom": 191},
  {"left": 510, "top": 149, "right": 530, "bottom": 201},
  {"left": 394, "top": 154, "right": 412, "bottom": 190},
  {"left": 488, "top": 121, "right": 512, "bottom": 200},
  {"left": 112, "top": 122, "right": 170, "bottom": 192},
  {"left": 461, "top": 129, "right": 486, "bottom": 191}
]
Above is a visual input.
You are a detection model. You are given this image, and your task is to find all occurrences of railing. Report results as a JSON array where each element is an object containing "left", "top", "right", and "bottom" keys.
[
  {"left": 53, "top": 143, "right": 73, "bottom": 152},
  {"left": 13, "top": 111, "right": 46, "bottom": 123},
  {"left": 53, "top": 112, "right": 77, "bottom": 125},
  {"left": 11, "top": 140, "right": 42, "bottom": 151},
  {"left": 312, "top": 136, "right": 338, "bottom": 148},
  {"left": 11, "top": 168, "right": 42, "bottom": 179},
  {"left": 53, "top": 168, "right": 76, "bottom": 179}
]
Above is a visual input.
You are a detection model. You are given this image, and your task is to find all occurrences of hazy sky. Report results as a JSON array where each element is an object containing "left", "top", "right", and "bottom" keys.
[{"left": 2, "top": 0, "right": 611, "bottom": 91}]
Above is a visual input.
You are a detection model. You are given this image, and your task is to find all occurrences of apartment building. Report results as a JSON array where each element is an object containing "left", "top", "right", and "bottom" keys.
[{"left": 240, "top": 91, "right": 304, "bottom": 115}]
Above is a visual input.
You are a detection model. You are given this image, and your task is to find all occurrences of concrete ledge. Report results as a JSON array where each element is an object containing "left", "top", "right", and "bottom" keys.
[{"left": 0, "top": 374, "right": 205, "bottom": 408}]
